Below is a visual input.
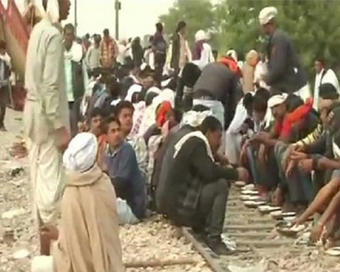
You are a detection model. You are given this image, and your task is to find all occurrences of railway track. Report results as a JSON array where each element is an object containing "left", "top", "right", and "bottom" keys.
[{"left": 183, "top": 185, "right": 340, "bottom": 272}]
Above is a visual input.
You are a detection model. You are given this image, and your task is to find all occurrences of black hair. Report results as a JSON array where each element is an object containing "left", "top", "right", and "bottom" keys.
[
  {"left": 103, "top": 29, "right": 109, "bottom": 35},
  {"left": 105, "top": 76, "right": 121, "bottom": 98},
  {"left": 200, "top": 116, "right": 222, "bottom": 134},
  {"left": 148, "top": 35, "right": 154, "bottom": 43},
  {"left": 315, "top": 57, "right": 325, "bottom": 66},
  {"left": 0, "top": 40, "right": 6, "bottom": 50},
  {"left": 192, "top": 105, "right": 210, "bottom": 112},
  {"left": 252, "top": 96, "right": 268, "bottom": 113},
  {"left": 42, "top": 0, "right": 47, "bottom": 10},
  {"left": 156, "top": 23, "right": 163, "bottom": 32},
  {"left": 104, "top": 115, "right": 120, "bottom": 133},
  {"left": 319, "top": 83, "right": 339, "bottom": 100},
  {"left": 85, "top": 33, "right": 90, "bottom": 39},
  {"left": 64, "top": 23, "right": 75, "bottom": 33},
  {"left": 254, "top": 87, "right": 270, "bottom": 102},
  {"left": 90, "top": 107, "right": 106, "bottom": 119},
  {"left": 114, "top": 101, "right": 134, "bottom": 117},
  {"left": 286, "top": 94, "right": 303, "bottom": 113},
  {"left": 181, "top": 63, "right": 201, "bottom": 88},
  {"left": 176, "top": 21, "right": 187, "bottom": 33},
  {"left": 242, "top": 93, "right": 254, "bottom": 110}
]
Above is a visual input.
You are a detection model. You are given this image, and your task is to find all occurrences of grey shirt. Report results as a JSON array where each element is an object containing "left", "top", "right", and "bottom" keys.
[
  {"left": 265, "top": 29, "right": 307, "bottom": 93},
  {"left": 85, "top": 46, "right": 101, "bottom": 70}
]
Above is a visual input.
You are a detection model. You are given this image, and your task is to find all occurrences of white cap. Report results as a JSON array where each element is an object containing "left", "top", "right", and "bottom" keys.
[
  {"left": 259, "top": 7, "right": 278, "bottom": 25},
  {"left": 267, "top": 93, "right": 288, "bottom": 108}
]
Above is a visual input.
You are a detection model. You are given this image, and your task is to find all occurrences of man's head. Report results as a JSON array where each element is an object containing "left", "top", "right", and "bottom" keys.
[
  {"left": 63, "top": 24, "right": 75, "bottom": 48},
  {"left": 259, "top": 7, "right": 278, "bottom": 36},
  {"left": 156, "top": 23, "right": 163, "bottom": 33},
  {"left": 114, "top": 101, "right": 134, "bottom": 136},
  {"left": 94, "top": 34, "right": 101, "bottom": 47},
  {"left": 105, "top": 76, "right": 121, "bottom": 98},
  {"left": 89, "top": 107, "right": 105, "bottom": 137},
  {"left": 42, "top": 0, "right": 71, "bottom": 21},
  {"left": 318, "top": 83, "right": 339, "bottom": 110},
  {"left": 252, "top": 88, "right": 270, "bottom": 122},
  {"left": 200, "top": 116, "right": 223, "bottom": 154},
  {"left": 315, "top": 58, "right": 325, "bottom": 74},
  {"left": 268, "top": 93, "right": 288, "bottom": 121},
  {"left": 103, "top": 28, "right": 110, "bottom": 39},
  {"left": 105, "top": 116, "right": 123, "bottom": 148},
  {"left": 0, "top": 40, "right": 7, "bottom": 56},
  {"left": 243, "top": 93, "right": 254, "bottom": 116},
  {"left": 252, "top": 97, "right": 268, "bottom": 123},
  {"left": 176, "top": 21, "right": 187, "bottom": 36}
]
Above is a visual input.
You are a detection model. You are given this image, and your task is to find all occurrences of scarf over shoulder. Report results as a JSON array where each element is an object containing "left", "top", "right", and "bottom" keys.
[{"left": 53, "top": 164, "right": 124, "bottom": 272}]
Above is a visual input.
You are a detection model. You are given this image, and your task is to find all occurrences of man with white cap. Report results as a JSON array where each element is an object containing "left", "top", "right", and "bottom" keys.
[
  {"left": 32, "top": 133, "right": 124, "bottom": 272},
  {"left": 24, "top": 0, "right": 71, "bottom": 255},
  {"left": 259, "top": 7, "right": 310, "bottom": 101}
]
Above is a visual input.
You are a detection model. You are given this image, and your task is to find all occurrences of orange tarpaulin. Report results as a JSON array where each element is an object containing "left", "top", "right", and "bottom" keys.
[{"left": 0, "top": 0, "right": 29, "bottom": 111}]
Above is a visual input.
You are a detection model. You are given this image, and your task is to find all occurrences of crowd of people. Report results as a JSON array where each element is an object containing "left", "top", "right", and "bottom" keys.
[{"left": 1, "top": 0, "right": 340, "bottom": 271}]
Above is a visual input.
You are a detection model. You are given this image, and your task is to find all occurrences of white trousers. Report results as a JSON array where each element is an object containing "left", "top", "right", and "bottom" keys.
[{"left": 28, "top": 137, "right": 65, "bottom": 224}]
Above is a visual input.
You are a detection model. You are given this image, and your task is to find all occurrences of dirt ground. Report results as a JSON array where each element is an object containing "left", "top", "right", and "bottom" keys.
[{"left": 0, "top": 109, "right": 211, "bottom": 272}]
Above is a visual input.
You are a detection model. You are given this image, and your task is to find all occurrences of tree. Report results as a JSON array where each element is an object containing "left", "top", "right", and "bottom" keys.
[
  {"left": 159, "top": 0, "right": 217, "bottom": 46},
  {"left": 214, "top": 0, "right": 340, "bottom": 76}
]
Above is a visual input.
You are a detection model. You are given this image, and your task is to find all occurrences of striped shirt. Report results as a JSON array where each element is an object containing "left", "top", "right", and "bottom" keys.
[{"left": 295, "top": 123, "right": 323, "bottom": 147}]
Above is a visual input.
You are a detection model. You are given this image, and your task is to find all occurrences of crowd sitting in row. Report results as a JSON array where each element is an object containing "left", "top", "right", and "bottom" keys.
[{"left": 24, "top": 1, "right": 340, "bottom": 271}]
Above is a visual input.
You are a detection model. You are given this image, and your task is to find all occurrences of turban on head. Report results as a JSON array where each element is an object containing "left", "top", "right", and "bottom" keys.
[
  {"left": 267, "top": 93, "right": 288, "bottom": 108},
  {"left": 259, "top": 6, "right": 278, "bottom": 25},
  {"left": 63, "top": 133, "right": 98, "bottom": 172},
  {"left": 181, "top": 110, "right": 212, "bottom": 128},
  {"left": 33, "top": 0, "right": 60, "bottom": 23}
]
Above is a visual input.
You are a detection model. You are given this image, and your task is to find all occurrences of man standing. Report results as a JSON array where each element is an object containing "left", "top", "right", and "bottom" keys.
[
  {"left": 152, "top": 23, "right": 167, "bottom": 85},
  {"left": 24, "top": 0, "right": 71, "bottom": 255},
  {"left": 63, "top": 23, "right": 87, "bottom": 137},
  {"left": 314, "top": 58, "right": 340, "bottom": 109},
  {"left": 259, "top": 7, "right": 309, "bottom": 101},
  {"left": 0, "top": 40, "right": 11, "bottom": 131},
  {"left": 85, "top": 34, "right": 101, "bottom": 75},
  {"left": 100, "top": 29, "right": 118, "bottom": 70},
  {"left": 170, "top": 21, "right": 192, "bottom": 76}
]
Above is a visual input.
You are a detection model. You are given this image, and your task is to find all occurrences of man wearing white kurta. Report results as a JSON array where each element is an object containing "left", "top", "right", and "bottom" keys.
[
  {"left": 24, "top": 0, "right": 71, "bottom": 255},
  {"left": 313, "top": 58, "right": 340, "bottom": 109}
]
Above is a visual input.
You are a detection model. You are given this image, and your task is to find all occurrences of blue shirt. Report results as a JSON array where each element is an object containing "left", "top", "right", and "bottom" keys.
[{"left": 105, "top": 141, "right": 146, "bottom": 218}]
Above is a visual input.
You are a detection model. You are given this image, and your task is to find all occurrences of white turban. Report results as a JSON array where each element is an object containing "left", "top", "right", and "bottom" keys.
[
  {"left": 259, "top": 7, "right": 278, "bottom": 25},
  {"left": 63, "top": 133, "right": 98, "bottom": 172},
  {"left": 181, "top": 110, "right": 212, "bottom": 128},
  {"left": 226, "top": 50, "right": 238, "bottom": 62},
  {"left": 125, "top": 84, "right": 143, "bottom": 102},
  {"left": 33, "top": 0, "right": 60, "bottom": 23},
  {"left": 267, "top": 93, "right": 288, "bottom": 108},
  {"left": 195, "top": 30, "right": 208, "bottom": 42}
]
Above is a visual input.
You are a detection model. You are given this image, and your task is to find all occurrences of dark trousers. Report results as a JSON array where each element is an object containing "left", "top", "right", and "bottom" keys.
[
  {"left": 155, "top": 53, "right": 166, "bottom": 85},
  {"left": 0, "top": 86, "right": 8, "bottom": 127},
  {"left": 68, "top": 98, "right": 82, "bottom": 138},
  {"left": 274, "top": 142, "right": 312, "bottom": 204},
  {"left": 195, "top": 179, "right": 230, "bottom": 238}
]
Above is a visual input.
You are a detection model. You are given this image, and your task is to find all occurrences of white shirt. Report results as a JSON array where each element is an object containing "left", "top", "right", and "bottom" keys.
[
  {"left": 192, "top": 43, "right": 214, "bottom": 70},
  {"left": 64, "top": 58, "right": 74, "bottom": 102},
  {"left": 314, "top": 68, "right": 340, "bottom": 108}
]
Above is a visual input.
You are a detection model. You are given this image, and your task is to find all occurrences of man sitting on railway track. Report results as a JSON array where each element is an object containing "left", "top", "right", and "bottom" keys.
[
  {"left": 248, "top": 93, "right": 318, "bottom": 212},
  {"left": 158, "top": 116, "right": 248, "bottom": 255}
]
